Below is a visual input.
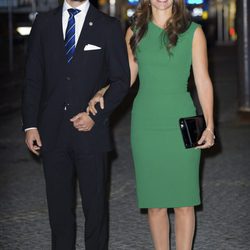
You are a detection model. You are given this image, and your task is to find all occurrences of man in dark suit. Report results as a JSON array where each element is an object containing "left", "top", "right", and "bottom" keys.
[{"left": 22, "top": 0, "right": 130, "bottom": 249}]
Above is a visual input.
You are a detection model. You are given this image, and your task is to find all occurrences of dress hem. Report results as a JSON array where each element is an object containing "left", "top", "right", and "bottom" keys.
[{"left": 138, "top": 201, "right": 201, "bottom": 209}]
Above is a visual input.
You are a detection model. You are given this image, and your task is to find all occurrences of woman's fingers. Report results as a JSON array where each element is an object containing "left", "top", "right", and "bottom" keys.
[
  {"left": 195, "top": 130, "right": 215, "bottom": 149},
  {"left": 100, "top": 97, "right": 104, "bottom": 109},
  {"left": 196, "top": 142, "right": 213, "bottom": 149},
  {"left": 87, "top": 106, "right": 96, "bottom": 116},
  {"left": 86, "top": 107, "right": 90, "bottom": 115},
  {"left": 87, "top": 94, "right": 105, "bottom": 115},
  {"left": 197, "top": 134, "right": 206, "bottom": 146},
  {"left": 89, "top": 105, "right": 97, "bottom": 115},
  {"left": 89, "top": 100, "right": 97, "bottom": 113}
]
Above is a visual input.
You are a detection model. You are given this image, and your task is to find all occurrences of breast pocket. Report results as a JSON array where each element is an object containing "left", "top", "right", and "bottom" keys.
[
  {"left": 83, "top": 48, "right": 104, "bottom": 56},
  {"left": 83, "top": 47, "right": 105, "bottom": 69}
]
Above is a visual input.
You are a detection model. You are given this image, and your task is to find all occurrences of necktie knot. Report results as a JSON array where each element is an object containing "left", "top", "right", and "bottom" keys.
[{"left": 68, "top": 8, "right": 81, "bottom": 17}]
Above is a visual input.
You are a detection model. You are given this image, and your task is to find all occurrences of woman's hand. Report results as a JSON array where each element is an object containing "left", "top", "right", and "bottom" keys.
[
  {"left": 195, "top": 128, "right": 215, "bottom": 149},
  {"left": 86, "top": 91, "right": 105, "bottom": 116}
]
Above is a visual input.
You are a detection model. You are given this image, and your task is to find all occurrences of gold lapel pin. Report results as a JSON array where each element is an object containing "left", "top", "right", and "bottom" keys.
[{"left": 89, "top": 22, "right": 93, "bottom": 26}]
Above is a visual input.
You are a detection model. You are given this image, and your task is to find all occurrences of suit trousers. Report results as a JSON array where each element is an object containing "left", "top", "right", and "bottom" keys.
[{"left": 41, "top": 112, "right": 109, "bottom": 250}]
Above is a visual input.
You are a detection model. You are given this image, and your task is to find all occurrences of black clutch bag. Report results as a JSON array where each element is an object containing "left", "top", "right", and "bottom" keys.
[{"left": 179, "top": 115, "right": 206, "bottom": 148}]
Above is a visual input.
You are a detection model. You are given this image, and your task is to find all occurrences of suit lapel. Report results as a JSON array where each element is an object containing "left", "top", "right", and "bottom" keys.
[
  {"left": 51, "top": 6, "right": 68, "bottom": 67},
  {"left": 73, "top": 5, "right": 99, "bottom": 61},
  {"left": 49, "top": 5, "right": 100, "bottom": 66}
]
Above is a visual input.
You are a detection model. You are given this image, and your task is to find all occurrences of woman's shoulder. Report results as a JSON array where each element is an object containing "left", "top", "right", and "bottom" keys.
[
  {"left": 177, "top": 22, "right": 202, "bottom": 46},
  {"left": 187, "top": 22, "right": 201, "bottom": 34},
  {"left": 128, "top": 22, "right": 137, "bottom": 34},
  {"left": 179, "top": 22, "right": 201, "bottom": 40}
]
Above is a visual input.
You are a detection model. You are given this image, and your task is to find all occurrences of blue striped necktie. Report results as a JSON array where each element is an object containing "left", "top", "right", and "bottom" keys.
[{"left": 65, "top": 8, "right": 81, "bottom": 64}]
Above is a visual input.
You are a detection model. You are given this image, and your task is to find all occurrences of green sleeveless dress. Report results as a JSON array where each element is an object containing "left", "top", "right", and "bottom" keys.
[{"left": 131, "top": 22, "right": 201, "bottom": 208}]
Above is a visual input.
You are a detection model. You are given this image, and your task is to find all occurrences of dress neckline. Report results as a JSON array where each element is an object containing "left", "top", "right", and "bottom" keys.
[{"left": 149, "top": 21, "right": 165, "bottom": 31}]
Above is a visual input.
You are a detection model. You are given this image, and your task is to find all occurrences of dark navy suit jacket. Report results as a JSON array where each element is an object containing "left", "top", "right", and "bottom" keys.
[{"left": 22, "top": 4, "right": 130, "bottom": 152}]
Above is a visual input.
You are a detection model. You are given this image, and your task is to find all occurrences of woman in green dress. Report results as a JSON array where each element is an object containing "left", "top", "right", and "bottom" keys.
[{"left": 87, "top": 0, "right": 215, "bottom": 249}]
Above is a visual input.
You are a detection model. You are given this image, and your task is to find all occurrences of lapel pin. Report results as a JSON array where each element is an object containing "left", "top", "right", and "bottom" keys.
[{"left": 89, "top": 22, "right": 93, "bottom": 26}]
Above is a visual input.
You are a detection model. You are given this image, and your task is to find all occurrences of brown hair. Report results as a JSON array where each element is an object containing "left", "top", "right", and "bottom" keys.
[{"left": 130, "top": 0, "right": 191, "bottom": 55}]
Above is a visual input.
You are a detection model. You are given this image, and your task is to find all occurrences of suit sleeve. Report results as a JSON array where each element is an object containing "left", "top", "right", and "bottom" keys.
[
  {"left": 89, "top": 19, "right": 130, "bottom": 123},
  {"left": 21, "top": 14, "right": 44, "bottom": 130}
]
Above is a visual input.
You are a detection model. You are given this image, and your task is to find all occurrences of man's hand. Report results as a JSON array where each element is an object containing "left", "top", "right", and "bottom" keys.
[
  {"left": 25, "top": 129, "right": 42, "bottom": 155},
  {"left": 70, "top": 112, "right": 95, "bottom": 132}
]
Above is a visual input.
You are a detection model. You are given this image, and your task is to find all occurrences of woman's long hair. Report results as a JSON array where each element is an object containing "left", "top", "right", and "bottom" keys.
[{"left": 130, "top": 0, "right": 191, "bottom": 56}]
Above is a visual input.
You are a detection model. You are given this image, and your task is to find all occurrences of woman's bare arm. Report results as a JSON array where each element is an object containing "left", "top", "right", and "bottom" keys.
[
  {"left": 192, "top": 27, "right": 215, "bottom": 149},
  {"left": 126, "top": 27, "right": 138, "bottom": 86},
  {"left": 87, "top": 27, "right": 138, "bottom": 115}
]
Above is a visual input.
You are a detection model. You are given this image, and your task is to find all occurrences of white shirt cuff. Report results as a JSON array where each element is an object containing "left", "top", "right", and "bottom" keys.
[{"left": 24, "top": 127, "right": 37, "bottom": 132}]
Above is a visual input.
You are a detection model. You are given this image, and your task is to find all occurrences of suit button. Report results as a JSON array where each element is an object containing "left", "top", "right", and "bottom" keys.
[
  {"left": 64, "top": 103, "right": 70, "bottom": 111},
  {"left": 66, "top": 76, "right": 71, "bottom": 81}
]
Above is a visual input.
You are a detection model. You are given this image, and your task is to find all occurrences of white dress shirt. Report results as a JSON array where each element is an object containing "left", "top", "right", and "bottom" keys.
[
  {"left": 25, "top": 0, "right": 90, "bottom": 132},
  {"left": 62, "top": 0, "right": 90, "bottom": 44}
]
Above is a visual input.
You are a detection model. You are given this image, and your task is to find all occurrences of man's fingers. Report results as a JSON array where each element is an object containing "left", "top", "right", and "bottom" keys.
[
  {"left": 70, "top": 113, "right": 82, "bottom": 122},
  {"left": 73, "top": 118, "right": 85, "bottom": 126},
  {"left": 78, "top": 126, "right": 91, "bottom": 131},
  {"left": 26, "top": 140, "right": 40, "bottom": 155},
  {"left": 77, "top": 123, "right": 94, "bottom": 132},
  {"left": 75, "top": 125, "right": 86, "bottom": 129},
  {"left": 25, "top": 129, "right": 42, "bottom": 156},
  {"left": 70, "top": 116, "right": 79, "bottom": 122},
  {"left": 26, "top": 138, "right": 34, "bottom": 149},
  {"left": 78, "top": 128, "right": 89, "bottom": 131},
  {"left": 74, "top": 120, "right": 87, "bottom": 128},
  {"left": 73, "top": 121, "right": 80, "bottom": 127},
  {"left": 31, "top": 148, "right": 40, "bottom": 155},
  {"left": 35, "top": 135, "right": 42, "bottom": 147},
  {"left": 70, "top": 117, "right": 77, "bottom": 122},
  {"left": 71, "top": 113, "right": 94, "bottom": 131}
]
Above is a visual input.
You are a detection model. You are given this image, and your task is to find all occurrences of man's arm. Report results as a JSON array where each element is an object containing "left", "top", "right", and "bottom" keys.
[
  {"left": 89, "top": 19, "right": 130, "bottom": 123},
  {"left": 22, "top": 14, "right": 44, "bottom": 130},
  {"left": 22, "top": 14, "right": 44, "bottom": 155}
]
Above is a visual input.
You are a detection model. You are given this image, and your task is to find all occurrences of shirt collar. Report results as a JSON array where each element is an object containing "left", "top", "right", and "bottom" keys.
[{"left": 63, "top": 0, "right": 90, "bottom": 14}]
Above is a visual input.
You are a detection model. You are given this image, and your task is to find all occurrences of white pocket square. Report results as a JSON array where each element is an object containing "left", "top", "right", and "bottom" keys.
[{"left": 84, "top": 44, "right": 102, "bottom": 51}]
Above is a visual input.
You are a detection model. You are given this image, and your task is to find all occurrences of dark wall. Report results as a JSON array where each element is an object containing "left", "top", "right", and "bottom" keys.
[{"left": 58, "top": 0, "right": 99, "bottom": 8}]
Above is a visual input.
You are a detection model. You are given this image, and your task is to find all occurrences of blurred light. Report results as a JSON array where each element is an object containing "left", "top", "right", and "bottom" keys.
[
  {"left": 202, "top": 10, "right": 208, "bottom": 20},
  {"left": 127, "top": 8, "right": 135, "bottom": 18},
  {"left": 128, "top": 0, "right": 139, "bottom": 6},
  {"left": 229, "top": 27, "right": 235, "bottom": 37},
  {"left": 98, "top": 0, "right": 107, "bottom": 6},
  {"left": 229, "top": 27, "right": 237, "bottom": 41},
  {"left": 186, "top": 0, "right": 204, "bottom": 4},
  {"left": 29, "top": 12, "right": 38, "bottom": 22},
  {"left": 110, "top": 0, "right": 116, "bottom": 5},
  {"left": 192, "top": 7, "right": 203, "bottom": 17},
  {"left": 16, "top": 27, "right": 32, "bottom": 36}
]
